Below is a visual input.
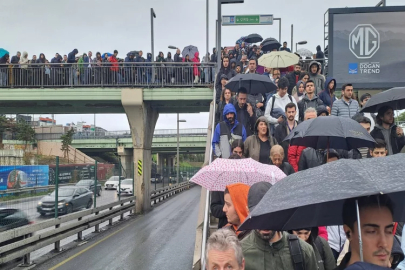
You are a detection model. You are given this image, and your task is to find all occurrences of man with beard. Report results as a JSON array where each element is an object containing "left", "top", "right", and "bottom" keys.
[
  {"left": 331, "top": 84, "right": 359, "bottom": 118},
  {"left": 233, "top": 87, "right": 256, "bottom": 136},
  {"left": 370, "top": 106, "right": 405, "bottom": 155},
  {"left": 274, "top": 102, "right": 298, "bottom": 162},
  {"left": 285, "top": 63, "right": 302, "bottom": 95},
  {"left": 212, "top": 103, "right": 247, "bottom": 159},
  {"left": 241, "top": 182, "right": 318, "bottom": 270}
]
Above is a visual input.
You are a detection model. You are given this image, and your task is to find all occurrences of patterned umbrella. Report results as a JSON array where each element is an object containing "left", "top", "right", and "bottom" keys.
[
  {"left": 190, "top": 158, "right": 286, "bottom": 191},
  {"left": 235, "top": 36, "right": 250, "bottom": 47}
]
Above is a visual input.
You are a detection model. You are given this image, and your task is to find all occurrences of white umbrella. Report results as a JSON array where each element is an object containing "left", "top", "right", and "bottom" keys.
[{"left": 258, "top": 51, "right": 299, "bottom": 68}]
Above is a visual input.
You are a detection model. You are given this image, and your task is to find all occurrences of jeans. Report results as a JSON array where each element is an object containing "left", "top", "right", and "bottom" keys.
[{"left": 0, "top": 70, "right": 7, "bottom": 86}]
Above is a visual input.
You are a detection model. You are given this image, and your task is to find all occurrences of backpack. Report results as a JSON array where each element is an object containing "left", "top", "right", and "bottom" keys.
[
  {"left": 288, "top": 234, "right": 306, "bottom": 270},
  {"left": 269, "top": 95, "right": 293, "bottom": 136},
  {"left": 314, "top": 237, "right": 326, "bottom": 270}
]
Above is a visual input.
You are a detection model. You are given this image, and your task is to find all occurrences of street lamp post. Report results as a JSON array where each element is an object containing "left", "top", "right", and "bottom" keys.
[
  {"left": 151, "top": 8, "right": 156, "bottom": 83},
  {"left": 296, "top": 40, "right": 308, "bottom": 52},
  {"left": 217, "top": 0, "right": 245, "bottom": 72},
  {"left": 177, "top": 114, "right": 186, "bottom": 185}
]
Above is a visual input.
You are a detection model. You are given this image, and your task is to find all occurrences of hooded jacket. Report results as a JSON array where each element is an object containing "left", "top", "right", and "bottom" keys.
[
  {"left": 192, "top": 52, "right": 200, "bottom": 76},
  {"left": 67, "top": 49, "right": 78, "bottom": 64},
  {"left": 331, "top": 98, "right": 359, "bottom": 118},
  {"left": 215, "top": 62, "right": 237, "bottom": 98},
  {"left": 212, "top": 104, "right": 247, "bottom": 158},
  {"left": 210, "top": 48, "right": 217, "bottom": 63},
  {"left": 371, "top": 124, "right": 405, "bottom": 155},
  {"left": 233, "top": 99, "right": 257, "bottom": 137},
  {"left": 292, "top": 80, "right": 305, "bottom": 103},
  {"left": 0, "top": 54, "right": 9, "bottom": 64},
  {"left": 298, "top": 94, "right": 324, "bottom": 121},
  {"left": 319, "top": 77, "right": 337, "bottom": 107},
  {"left": 309, "top": 61, "right": 325, "bottom": 95},
  {"left": 19, "top": 52, "right": 29, "bottom": 69},
  {"left": 316, "top": 45, "right": 325, "bottom": 64},
  {"left": 244, "top": 116, "right": 278, "bottom": 162},
  {"left": 223, "top": 183, "right": 250, "bottom": 239},
  {"left": 241, "top": 231, "right": 318, "bottom": 270}
]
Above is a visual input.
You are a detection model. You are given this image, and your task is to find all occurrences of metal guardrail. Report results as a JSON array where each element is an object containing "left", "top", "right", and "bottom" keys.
[
  {"left": 0, "top": 62, "right": 216, "bottom": 88},
  {"left": 0, "top": 181, "right": 193, "bottom": 266},
  {"left": 0, "top": 183, "right": 74, "bottom": 196}
]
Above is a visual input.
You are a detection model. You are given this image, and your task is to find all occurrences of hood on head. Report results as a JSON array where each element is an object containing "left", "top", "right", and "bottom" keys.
[
  {"left": 213, "top": 47, "right": 216, "bottom": 54},
  {"left": 317, "top": 105, "right": 329, "bottom": 116},
  {"left": 230, "top": 58, "right": 237, "bottom": 64},
  {"left": 194, "top": 52, "right": 199, "bottom": 58},
  {"left": 324, "top": 77, "right": 336, "bottom": 93},
  {"left": 309, "top": 61, "right": 320, "bottom": 74},
  {"left": 73, "top": 49, "right": 78, "bottom": 54},
  {"left": 223, "top": 103, "right": 237, "bottom": 117},
  {"left": 167, "top": 52, "right": 172, "bottom": 58},
  {"left": 226, "top": 183, "right": 250, "bottom": 226},
  {"left": 316, "top": 45, "right": 321, "bottom": 52},
  {"left": 22, "top": 51, "right": 28, "bottom": 58},
  {"left": 147, "top": 53, "right": 152, "bottom": 60},
  {"left": 248, "top": 182, "right": 272, "bottom": 212},
  {"left": 254, "top": 116, "right": 271, "bottom": 136}
]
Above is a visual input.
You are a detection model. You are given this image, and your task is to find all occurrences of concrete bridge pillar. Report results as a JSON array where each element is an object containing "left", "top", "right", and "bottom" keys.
[
  {"left": 122, "top": 88, "right": 159, "bottom": 214},
  {"left": 156, "top": 153, "right": 164, "bottom": 175},
  {"left": 118, "top": 148, "right": 133, "bottom": 178}
]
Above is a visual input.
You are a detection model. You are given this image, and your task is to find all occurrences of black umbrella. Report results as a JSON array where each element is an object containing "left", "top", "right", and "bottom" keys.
[
  {"left": 245, "top": 33, "right": 263, "bottom": 44},
  {"left": 239, "top": 154, "right": 405, "bottom": 231},
  {"left": 225, "top": 73, "right": 277, "bottom": 95},
  {"left": 127, "top": 51, "right": 139, "bottom": 57},
  {"left": 261, "top": 38, "right": 281, "bottom": 52},
  {"left": 283, "top": 116, "right": 376, "bottom": 150},
  {"left": 360, "top": 87, "right": 405, "bottom": 113}
]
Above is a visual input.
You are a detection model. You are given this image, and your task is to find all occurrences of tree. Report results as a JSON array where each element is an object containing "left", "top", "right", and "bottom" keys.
[
  {"left": 61, "top": 128, "right": 75, "bottom": 162},
  {"left": 397, "top": 112, "right": 405, "bottom": 122},
  {"left": 0, "top": 115, "right": 16, "bottom": 149},
  {"left": 15, "top": 119, "right": 36, "bottom": 151}
]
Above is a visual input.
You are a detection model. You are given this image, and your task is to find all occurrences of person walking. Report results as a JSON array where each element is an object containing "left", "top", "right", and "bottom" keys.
[
  {"left": 297, "top": 80, "right": 325, "bottom": 122},
  {"left": 308, "top": 61, "right": 325, "bottom": 95},
  {"left": 331, "top": 84, "right": 359, "bottom": 118}
]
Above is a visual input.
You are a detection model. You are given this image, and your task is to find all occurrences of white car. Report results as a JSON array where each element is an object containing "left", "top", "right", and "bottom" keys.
[
  {"left": 117, "top": 179, "right": 134, "bottom": 195},
  {"left": 104, "top": 176, "right": 124, "bottom": 190}
]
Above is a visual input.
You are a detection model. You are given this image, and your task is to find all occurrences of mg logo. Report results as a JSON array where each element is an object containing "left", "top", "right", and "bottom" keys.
[{"left": 349, "top": 24, "right": 380, "bottom": 59}]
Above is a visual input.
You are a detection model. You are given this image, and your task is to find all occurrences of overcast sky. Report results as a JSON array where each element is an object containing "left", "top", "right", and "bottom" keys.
[{"left": 1, "top": 0, "right": 403, "bottom": 131}]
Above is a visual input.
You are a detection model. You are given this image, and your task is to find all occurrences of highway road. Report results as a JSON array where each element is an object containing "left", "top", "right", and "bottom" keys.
[{"left": 34, "top": 186, "right": 201, "bottom": 270}]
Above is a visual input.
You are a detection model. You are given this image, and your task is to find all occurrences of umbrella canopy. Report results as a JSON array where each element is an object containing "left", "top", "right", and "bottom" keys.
[
  {"left": 239, "top": 154, "right": 405, "bottom": 231},
  {"left": 283, "top": 116, "right": 376, "bottom": 150},
  {"left": 296, "top": 48, "right": 313, "bottom": 58},
  {"left": 360, "top": 87, "right": 405, "bottom": 113},
  {"left": 182, "top": 45, "right": 199, "bottom": 58},
  {"left": 261, "top": 38, "right": 281, "bottom": 52},
  {"left": 225, "top": 73, "right": 277, "bottom": 95},
  {"left": 245, "top": 33, "right": 263, "bottom": 44},
  {"left": 126, "top": 51, "right": 139, "bottom": 57},
  {"left": 258, "top": 51, "right": 300, "bottom": 69},
  {"left": 236, "top": 36, "right": 250, "bottom": 47},
  {"left": 190, "top": 158, "right": 286, "bottom": 191},
  {"left": 0, "top": 48, "right": 9, "bottom": 58}
]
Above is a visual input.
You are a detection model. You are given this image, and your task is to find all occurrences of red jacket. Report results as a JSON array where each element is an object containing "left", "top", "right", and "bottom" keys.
[
  {"left": 109, "top": 56, "right": 119, "bottom": 72},
  {"left": 318, "top": 226, "right": 328, "bottom": 241},
  {"left": 192, "top": 52, "right": 200, "bottom": 76},
  {"left": 288, "top": 145, "right": 307, "bottom": 172}
]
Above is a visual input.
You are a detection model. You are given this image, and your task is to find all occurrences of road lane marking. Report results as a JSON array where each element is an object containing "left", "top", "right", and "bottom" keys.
[{"left": 48, "top": 221, "right": 133, "bottom": 270}]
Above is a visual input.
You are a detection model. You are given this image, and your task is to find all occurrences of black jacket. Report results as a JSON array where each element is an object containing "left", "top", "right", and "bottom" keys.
[
  {"left": 174, "top": 53, "right": 182, "bottom": 63},
  {"left": 215, "top": 68, "right": 237, "bottom": 99},
  {"left": 298, "top": 147, "right": 323, "bottom": 171},
  {"left": 274, "top": 121, "right": 298, "bottom": 162},
  {"left": 285, "top": 71, "right": 300, "bottom": 95},
  {"left": 233, "top": 101, "right": 257, "bottom": 137},
  {"left": 10, "top": 55, "right": 20, "bottom": 64},
  {"left": 210, "top": 191, "right": 227, "bottom": 228},
  {"left": 370, "top": 124, "right": 405, "bottom": 155},
  {"left": 270, "top": 160, "right": 295, "bottom": 176},
  {"left": 67, "top": 49, "right": 78, "bottom": 64},
  {"left": 298, "top": 95, "right": 324, "bottom": 122}
]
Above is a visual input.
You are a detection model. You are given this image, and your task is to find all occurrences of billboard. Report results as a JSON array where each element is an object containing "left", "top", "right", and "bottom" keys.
[
  {"left": 329, "top": 6, "right": 405, "bottom": 89},
  {"left": 48, "top": 164, "right": 95, "bottom": 185},
  {"left": 0, "top": 166, "right": 49, "bottom": 191}
]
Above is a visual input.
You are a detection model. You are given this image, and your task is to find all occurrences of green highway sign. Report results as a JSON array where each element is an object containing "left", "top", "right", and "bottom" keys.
[{"left": 222, "top": 14, "right": 273, "bottom": 26}]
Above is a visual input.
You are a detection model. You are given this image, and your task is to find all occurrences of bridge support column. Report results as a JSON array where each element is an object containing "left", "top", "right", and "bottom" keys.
[
  {"left": 156, "top": 153, "right": 164, "bottom": 175},
  {"left": 122, "top": 89, "right": 158, "bottom": 214},
  {"left": 118, "top": 149, "right": 133, "bottom": 178}
]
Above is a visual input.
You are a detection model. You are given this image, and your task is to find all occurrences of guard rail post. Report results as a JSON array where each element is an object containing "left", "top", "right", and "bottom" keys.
[
  {"left": 94, "top": 161, "right": 98, "bottom": 209},
  {"left": 54, "top": 156, "right": 61, "bottom": 252},
  {"left": 77, "top": 217, "right": 83, "bottom": 241}
]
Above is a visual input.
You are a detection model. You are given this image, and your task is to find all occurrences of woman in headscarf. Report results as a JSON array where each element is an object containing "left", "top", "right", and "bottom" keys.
[
  {"left": 293, "top": 80, "right": 306, "bottom": 103},
  {"left": 19, "top": 51, "right": 29, "bottom": 85}
]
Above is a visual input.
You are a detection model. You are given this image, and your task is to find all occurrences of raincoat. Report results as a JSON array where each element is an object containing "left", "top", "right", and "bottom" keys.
[{"left": 192, "top": 52, "right": 200, "bottom": 76}]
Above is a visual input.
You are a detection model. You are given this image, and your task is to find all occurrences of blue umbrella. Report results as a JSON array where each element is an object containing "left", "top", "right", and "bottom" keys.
[
  {"left": 235, "top": 36, "right": 250, "bottom": 47},
  {"left": 102, "top": 52, "right": 113, "bottom": 59},
  {"left": 182, "top": 45, "right": 198, "bottom": 59},
  {"left": 0, "top": 48, "right": 9, "bottom": 58}
]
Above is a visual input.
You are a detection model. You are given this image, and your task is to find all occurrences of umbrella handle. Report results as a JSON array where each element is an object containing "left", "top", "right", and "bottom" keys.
[{"left": 356, "top": 199, "right": 364, "bottom": 262}]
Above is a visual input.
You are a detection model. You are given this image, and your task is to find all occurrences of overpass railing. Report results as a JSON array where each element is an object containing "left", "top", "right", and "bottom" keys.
[{"left": 0, "top": 62, "right": 216, "bottom": 88}]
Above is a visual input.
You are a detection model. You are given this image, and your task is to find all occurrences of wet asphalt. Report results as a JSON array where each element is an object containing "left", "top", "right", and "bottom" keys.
[{"left": 34, "top": 186, "right": 201, "bottom": 270}]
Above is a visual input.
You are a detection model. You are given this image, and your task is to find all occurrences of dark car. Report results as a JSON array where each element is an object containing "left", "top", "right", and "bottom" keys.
[
  {"left": 75, "top": 180, "right": 102, "bottom": 196},
  {"left": 0, "top": 208, "right": 32, "bottom": 246},
  {"left": 37, "top": 186, "right": 93, "bottom": 216}
]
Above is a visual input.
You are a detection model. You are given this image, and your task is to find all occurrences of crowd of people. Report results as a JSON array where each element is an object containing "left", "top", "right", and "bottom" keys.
[
  {"left": 209, "top": 43, "right": 405, "bottom": 269},
  {"left": 0, "top": 41, "right": 321, "bottom": 87}
]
